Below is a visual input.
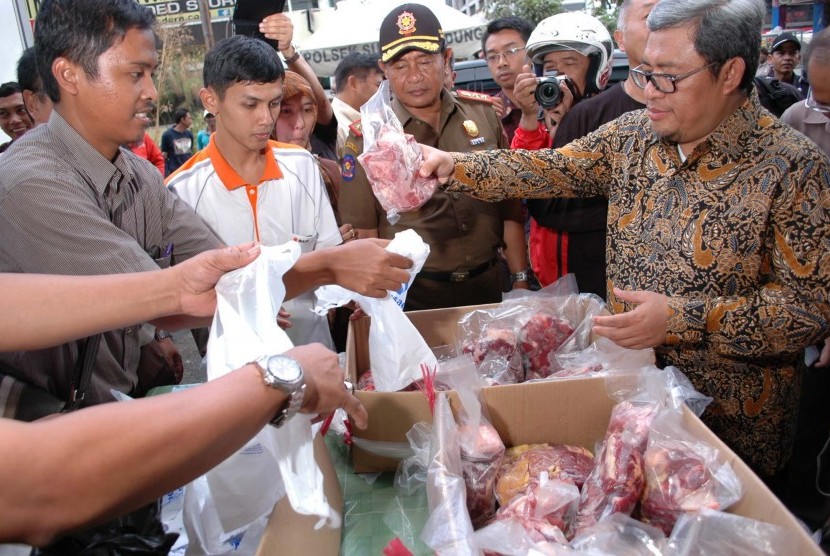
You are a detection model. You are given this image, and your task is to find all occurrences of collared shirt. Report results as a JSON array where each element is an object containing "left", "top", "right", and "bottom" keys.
[
  {"left": 493, "top": 89, "right": 522, "bottom": 144},
  {"left": 447, "top": 95, "right": 830, "bottom": 476},
  {"left": 781, "top": 100, "right": 830, "bottom": 157},
  {"left": 167, "top": 136, "right": 340, "bottom": 347},
  {"left": 339, "top": 90, "right": 511, "bottom": 274},
  {"left": 0, "top": 110, "right": 220, "bottom": 404},
  {"left": 332, "top": 96, "right": 361, "bottom": 160}
]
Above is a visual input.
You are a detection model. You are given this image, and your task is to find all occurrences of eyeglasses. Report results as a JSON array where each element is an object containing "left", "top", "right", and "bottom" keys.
[
  {"left": 805, "top": 87, "right": 830, "bottom": 114},
  {"left": 630, "top": 62, "right": 717, "bottom": 94},
  {"left": 485, "top": 46, "right": 526, "bottom": 65}
]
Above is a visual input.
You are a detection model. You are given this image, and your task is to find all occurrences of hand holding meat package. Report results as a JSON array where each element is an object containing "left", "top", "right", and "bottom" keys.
[{"left": 357, "top": 80, "right": 438, "bottom": 225}]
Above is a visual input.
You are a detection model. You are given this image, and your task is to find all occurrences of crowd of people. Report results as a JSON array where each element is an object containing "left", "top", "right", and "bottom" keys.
[{"left": 0, "top": 0, "right": 828, "bottom": 550}]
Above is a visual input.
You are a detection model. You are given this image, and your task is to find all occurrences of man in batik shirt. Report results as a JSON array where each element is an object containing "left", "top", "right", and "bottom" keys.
[{"left": 420, "top": 0, "right": 830, "bottom": 482}]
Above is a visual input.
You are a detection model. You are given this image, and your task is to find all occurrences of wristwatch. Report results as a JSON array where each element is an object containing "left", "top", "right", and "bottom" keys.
[
  {"left": 510, "top": 268, "right": 531, "bottom": 283},
  {"left": 283, "top": 44, "right": 301, "bottom": 65},
  {"left": 154, "top": 328, "right": 172, "bottom": 341},
  {"left": 254, "top": 354, "right": 306, "bottom": 427}
]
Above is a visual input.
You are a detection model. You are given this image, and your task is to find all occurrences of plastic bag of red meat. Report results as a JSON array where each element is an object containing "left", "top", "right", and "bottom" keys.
[
  {"left": 442, "top": 355, "right": 506, "bottom": 527},
  {"left": 457, "top": 304, "right": 525, "bottom": 385},
  {"left": 573, "top": 400, "right": 659, "bottom": 535},
  {"left": 495, "top": 443, "right": 594, "bottom": 506},
  {"left": 639, "top": 412, "right": 742, "bottom": 535},
  {"left": 490, "top": 474, "right": 580, "bottom": 543},
  {"left": 357, "top": 80, "right": 438, "bottom": 224},
  {"left": 502, "top": 277, "right": 606, "bottom": 380}
]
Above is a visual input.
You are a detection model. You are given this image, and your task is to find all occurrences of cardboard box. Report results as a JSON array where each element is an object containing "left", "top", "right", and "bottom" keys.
[
  {"left": 345, "top": 301, "right": 617, "bottom": 473},
  {"left": 256, "top": 433, "right": 342, "bottom": 555},
  {"left": 345, "top": 306, "right": 822, "bottom": 555}
]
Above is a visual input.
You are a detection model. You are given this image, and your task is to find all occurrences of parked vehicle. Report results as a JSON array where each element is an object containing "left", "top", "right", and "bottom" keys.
[{"left": 452, "top": 49, "right": 630, "bottom": 94}]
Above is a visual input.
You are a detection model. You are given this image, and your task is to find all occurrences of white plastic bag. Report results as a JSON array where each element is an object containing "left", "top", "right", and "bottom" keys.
[
  {"left": 313, "top": 229, "right": 436, "bottom": 391},
  {"left": 182, "top": 243, "right": 339, "bottom": 555}
]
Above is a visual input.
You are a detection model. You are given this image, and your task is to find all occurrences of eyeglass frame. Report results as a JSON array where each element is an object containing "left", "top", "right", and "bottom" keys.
[
  {"left": 805, "top": 87, "right": 830, "bottom": 114},
  {"left": 630, "top": 62, "right": 718, "bottom": 94},
  {"left": 485, "top": 45, "right": 527, "bottom": 65}
]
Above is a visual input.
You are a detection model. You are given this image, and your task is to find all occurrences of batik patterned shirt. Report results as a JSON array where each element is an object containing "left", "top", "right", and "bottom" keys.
[{"left": 446, "top": 94, "right": 830, "bottom": 476}]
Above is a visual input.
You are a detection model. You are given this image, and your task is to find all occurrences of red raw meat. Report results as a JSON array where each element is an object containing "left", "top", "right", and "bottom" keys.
[
  {"left": 573, "top": 402, "right": 658, "bottom": 534},
  {"left": 491, "top": 478, "right": 578, "bottom": 543},
  {"left": 640, "top": 439, "right": 737, "bottom": 535},
  {"left": 462, "top": 327, "right": 523, "bottom": 384},
  {"left": 517, "top": 312, "right": 574, "bottom": 380},
  {"left": 358, "top": 125, "right": 437, "bottom": 216},
  {"left": 460, "top": 422, "right": 505, "bottom": 527},
  {"left": 356, "top": 370, "right": 375, "bottom": 391},
  {"left": 496, "top": 443, "right": 594, "bottom": 505}
]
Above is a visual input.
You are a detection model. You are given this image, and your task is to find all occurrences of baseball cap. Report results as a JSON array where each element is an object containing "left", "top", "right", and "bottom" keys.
[
  {"left": 771, "top": 32, "right": 800, "bottom": 52},
  {"left": 203, "top": 110, "right": 215, "bottom": 118},
  {"left": 379, "top": 3, "right": 445, "bottom": 64}
]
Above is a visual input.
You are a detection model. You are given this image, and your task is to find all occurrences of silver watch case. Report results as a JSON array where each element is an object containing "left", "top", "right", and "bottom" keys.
[{"left": 255, "top": 354, "right": 305, "bottom": 427}]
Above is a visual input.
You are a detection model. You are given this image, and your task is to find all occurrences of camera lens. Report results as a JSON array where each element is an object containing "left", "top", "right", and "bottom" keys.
[{"left": 534, "top": 78, "right": 563, "bottom": 109}]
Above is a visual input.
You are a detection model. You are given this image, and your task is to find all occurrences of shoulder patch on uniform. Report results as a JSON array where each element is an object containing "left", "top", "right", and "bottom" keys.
[
  {"left": 341, "top": 153, "right": 357, "bottom": 182},
  {"left": 454, "top": 89, "right": 495, "bottom": 104},
  {"left": 348, "top": 119, "right": 363, "bottom": 137}
]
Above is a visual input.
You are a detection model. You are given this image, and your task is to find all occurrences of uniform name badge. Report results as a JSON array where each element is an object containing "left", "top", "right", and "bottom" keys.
[{"left": 463, "top": 120, "right": 485, "bottom": 146}]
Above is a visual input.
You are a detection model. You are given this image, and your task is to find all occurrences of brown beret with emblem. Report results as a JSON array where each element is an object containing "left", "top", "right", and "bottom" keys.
[{"left": 379, "top": 3, "right": 445, "bottom": 64}]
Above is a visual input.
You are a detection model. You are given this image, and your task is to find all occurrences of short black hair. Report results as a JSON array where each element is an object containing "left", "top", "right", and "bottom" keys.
[
  {"left": 203, "top": 35, "right": 285, "bottom": 99},
  {"left": 481, "top": 16, "right": 535, "bottom": 53},
  {"left": 34, "top": 0, "right": 155, "bottom": 104},
  {"left": 172, "top": 108, "right": 190, "bottom": 124},
  {"left": 0, "top": 82, "right": 23, "bottom": 99},
  {"left": 17, "top": 48, "right": 43, "bottom": 94},
  {"left": 333, "top": 52, "right": 381, "bottom": 94}
]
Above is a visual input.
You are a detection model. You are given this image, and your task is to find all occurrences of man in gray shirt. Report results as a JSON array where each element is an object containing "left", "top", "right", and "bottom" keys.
[{"left": 0, "top": 0, "right": 411, "bottom": 408}]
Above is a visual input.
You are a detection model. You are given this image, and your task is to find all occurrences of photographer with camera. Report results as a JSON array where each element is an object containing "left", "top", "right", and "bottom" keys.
[{"left": 508, "top": 13, "right": 614, "bottom": 295}]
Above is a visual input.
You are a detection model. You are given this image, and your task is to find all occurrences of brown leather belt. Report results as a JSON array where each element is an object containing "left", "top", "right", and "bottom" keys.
[{"left": 417, "top": 259, "right": 498, "bottom": 282}]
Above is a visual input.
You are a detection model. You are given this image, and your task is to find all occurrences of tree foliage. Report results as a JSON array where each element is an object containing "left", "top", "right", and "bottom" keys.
[
  {"left": 154, "top": 24, "right": 205, "bottom": 129},
  {"left": 485, "top": 0, "right": 563, "bottom": 27}
]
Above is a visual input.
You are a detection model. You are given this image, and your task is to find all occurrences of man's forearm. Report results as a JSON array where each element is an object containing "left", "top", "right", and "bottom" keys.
[{"left": 0, "top": 364, "right": 282, "bottom": 546}]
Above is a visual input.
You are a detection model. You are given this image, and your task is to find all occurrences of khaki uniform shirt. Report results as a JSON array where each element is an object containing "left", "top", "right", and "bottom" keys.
[
  {"left": 339, "top": 89, "right": 517, "bottom": 309},
  {"left": 446, "top": 95, "right": 830, "bottom": 477}
]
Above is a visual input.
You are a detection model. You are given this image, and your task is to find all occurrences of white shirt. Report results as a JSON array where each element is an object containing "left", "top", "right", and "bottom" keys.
[{"left": 167, "top": 138, "right": 341, "bottom": 348}]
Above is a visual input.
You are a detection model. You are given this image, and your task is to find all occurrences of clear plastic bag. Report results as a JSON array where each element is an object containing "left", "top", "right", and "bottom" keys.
[
  {"left": 492, "top": 474, "right": 580, "bottom": 543},
  {"left": 420, "top": 394, "right": 477, "bottom": 555},
  {"left": 495, "top": 443, "right": 595, "bottom": 506},
  {"left": 570, "top": 512, "right": 667, "bottom": 555},
  {"left": 357, "top": 80, "right": 438, "bottom": 224},
  {"left": 639, "top": 411, "right": 743, "bottom": 535},
  {"left": 667, "top": 508, "right": 798, "bottom": 555}
]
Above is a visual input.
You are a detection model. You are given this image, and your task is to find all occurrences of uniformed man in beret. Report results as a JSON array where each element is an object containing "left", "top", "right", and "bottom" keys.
[{"left": 339, "top": 3, "right": 529, "bottom": 311}]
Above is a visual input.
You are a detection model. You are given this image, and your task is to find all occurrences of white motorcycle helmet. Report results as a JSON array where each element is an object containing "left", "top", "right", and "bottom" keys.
[{"left": 525, "top": 12, "right": 614, "bottom": 95}]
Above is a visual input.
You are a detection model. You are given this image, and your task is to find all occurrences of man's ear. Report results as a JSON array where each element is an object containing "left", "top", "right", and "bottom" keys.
[
  {"left": 346, "top": 74, "right": 360, "bottom": 92},
  {"left": 614, "top": 29, "right": 626, "bottom": 53},
  {"left": 200, "top": 87, "right": 219, "bottom": 115},
  {"left": 53, "top": 57, "right": 81, "bottom": 97},
  {"left": 720, "top": 57, "right": 745, "bottom": 96}
]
